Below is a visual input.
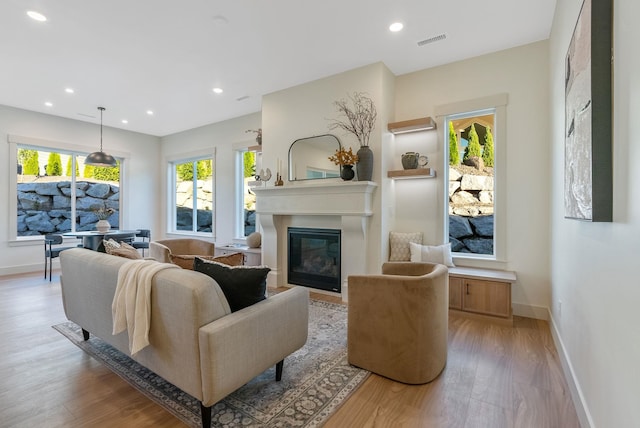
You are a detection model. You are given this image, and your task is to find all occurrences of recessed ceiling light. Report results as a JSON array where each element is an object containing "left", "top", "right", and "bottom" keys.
[
  {"left": 44, "top": 101, "right": 53, "bottom": 107},
  {"left": 213, "top": 87, "right": 223, "bottom": 94},
  {"left": 27, "top": 11, "right": 47, "bottom": 22},
  {"left": 65, "top": 88, "right": 74, "bottom": 94},
  {"left": 121, "top": 119, "right": 128, "bottom": 124},
  {"left": 146, "top": 110, "right": 154, "bottom": 115},
  {"left": 389, "top": 22, "right": 404, "bottom": 32}
]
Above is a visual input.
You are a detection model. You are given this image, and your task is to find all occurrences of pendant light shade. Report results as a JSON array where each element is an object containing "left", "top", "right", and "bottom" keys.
[{"left": 85, "top": 106, "right": 117, "bottom": 167}]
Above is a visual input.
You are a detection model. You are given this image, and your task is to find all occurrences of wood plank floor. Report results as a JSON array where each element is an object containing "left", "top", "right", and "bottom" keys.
[{"left": 0, "top": 271, "right": 580, "bottom": 427}]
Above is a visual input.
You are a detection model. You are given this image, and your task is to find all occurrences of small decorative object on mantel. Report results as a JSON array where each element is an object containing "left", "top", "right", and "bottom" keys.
[
  {"left": 340, "top": 165, "right": 355, "bottom": 181},
  {"left": 418, "top": 155, "right": 429, "bottom": 168},
  {"left": 401, "top": 152, "right": 419, "bottom": 170},
  {"left": 328, "top": 92, "right": 377, "bottom": 181},
  {"left": 246, "top": 128, "right": 262, "bottom": 145},
  {"left": 254, "top": 168, "right": 272, "bottom": 184},
  {"left": 274, "top": 158, "right": 284, "bottom": 186},
  {"left": 328, "top": 147, "right": 358, "bottom": 181}
]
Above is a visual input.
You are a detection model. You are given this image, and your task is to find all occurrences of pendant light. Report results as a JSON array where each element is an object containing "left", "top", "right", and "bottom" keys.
[{"left": 85, "top": 106, "right": 117, "bottom": 167}]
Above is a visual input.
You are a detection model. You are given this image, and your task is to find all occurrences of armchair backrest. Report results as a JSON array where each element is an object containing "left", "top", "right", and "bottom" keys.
[
  {"left": 347, "top": 261, "right": 449, "bottom": 384},
  {"left": 149, "top": 238, "right": 215, "bottom": 263}
]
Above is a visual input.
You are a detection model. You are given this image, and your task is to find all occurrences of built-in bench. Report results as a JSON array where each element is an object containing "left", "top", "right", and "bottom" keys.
[{"left": 448, "top": 267, "right": 517, "bottom": 324}]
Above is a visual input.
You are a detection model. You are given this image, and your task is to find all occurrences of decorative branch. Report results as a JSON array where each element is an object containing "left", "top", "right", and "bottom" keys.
[{"left": 328, "top": 92, "right": 377, "bottom": 147}]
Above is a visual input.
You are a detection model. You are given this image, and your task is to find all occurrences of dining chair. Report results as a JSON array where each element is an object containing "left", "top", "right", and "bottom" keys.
[
  {"left": 44, "top": 234, "right": 75, "bottom": 281},
  {"left": 132, "top": 229, "right": 151, "bottom": 256}
]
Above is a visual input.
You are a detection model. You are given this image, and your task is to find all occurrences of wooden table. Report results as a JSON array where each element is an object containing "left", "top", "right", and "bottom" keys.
[{"left": 63, "top": 230, "right": 138, "bottom": 252}]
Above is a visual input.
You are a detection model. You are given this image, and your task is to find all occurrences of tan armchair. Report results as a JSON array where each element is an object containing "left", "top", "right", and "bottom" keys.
[
  {"left": 149, "top": 238, "right": 215, "bottom": 264},
  {"left": 347, "top": 262, "right": 449, "bottom": 384}
]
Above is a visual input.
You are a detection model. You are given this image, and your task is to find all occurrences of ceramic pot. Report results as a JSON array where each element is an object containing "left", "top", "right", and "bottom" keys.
[
  {"left": 341, "top": 165, "right": 355, "bottom": 181},
  {"left": 96, "top": 220, "right": 111, "bottom": 233},
  {"left": 401, "top": 152, "right": 419, "bottom": 170},
  {"left": 356, "top": 146, "right": 373, "bottom": 181}
]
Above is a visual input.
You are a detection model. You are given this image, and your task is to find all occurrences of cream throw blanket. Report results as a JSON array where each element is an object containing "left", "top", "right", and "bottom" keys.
[{"left": 112, "top": 259, "right": 179, "bottom": 355}]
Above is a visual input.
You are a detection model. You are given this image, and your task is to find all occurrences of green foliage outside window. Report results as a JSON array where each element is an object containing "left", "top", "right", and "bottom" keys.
[
  {"left": 83, "top": 164, "right": 95, "bottom": 178},
  {"left": 483, "top": 127, "right": 495, "bottom": 167},
  {"left": 93, "top": 161, "right": 120, "bottom": 181},
  {"left": 463, "top": 124, "right": 482, "bottom": 161},
  {"left": 65, "top": 156, "right": 79, "bottom": 177},
  {"left": 177, "top": 160, "right": 212, "bottom": 181},
  {"left": 46, "top": 153, "right": 63, "bottom": 176},
  {"left": 244, "top": 151, "right": 256, "bottom": 178},
  {"left": 20, "top": 149, "right": 39, "bottom": 175},
  {"left": 449, "top": 122, "right": 460, "bottom": 166}
]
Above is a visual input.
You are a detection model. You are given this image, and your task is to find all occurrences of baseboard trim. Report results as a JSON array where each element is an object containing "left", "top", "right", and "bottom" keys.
[
  {"left": 548, "top": 310, "right": 594, "bottom": 428},
  {"left": 0, "top": 263, "right": 43, "bottom": 277},
  {"left": 512, "top": 302, "right": 548, "bottom": 320}
]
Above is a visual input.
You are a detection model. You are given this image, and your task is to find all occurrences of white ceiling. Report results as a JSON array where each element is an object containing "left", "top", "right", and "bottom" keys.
[{"left": 0, "top": 0, "right": 556, "bottom": 137}]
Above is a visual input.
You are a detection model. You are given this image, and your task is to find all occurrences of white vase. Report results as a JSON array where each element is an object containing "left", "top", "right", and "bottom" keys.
[{"left": 96, "top": 219, "right": 111, "bottom": 233}]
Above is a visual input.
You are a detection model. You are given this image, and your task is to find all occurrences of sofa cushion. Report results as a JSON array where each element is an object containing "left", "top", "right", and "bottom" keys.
[
  {"left": 104, "top": 239, "right": 142, "bottom": 260},
  {"left": 170, "top": 252, "right": 244, "bottom": 269},
  {"left": 389, "top": 232, "right": 423, "bottom": 261},
  {"left": 194, "top": 258, "right": 270, "bottom": 312},
  {"left": 409, "top": 242, "right": 455, "bottom": 267}
]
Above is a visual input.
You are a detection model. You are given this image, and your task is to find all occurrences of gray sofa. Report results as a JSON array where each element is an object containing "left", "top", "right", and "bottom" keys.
[{"left": 59, "top": 248, "right": 309, "bottom": 427}]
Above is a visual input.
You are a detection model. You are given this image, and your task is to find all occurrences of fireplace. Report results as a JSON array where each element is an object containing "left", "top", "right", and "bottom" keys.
[{"left": 288, "top": 227, "right": 341, "bottom": 292}]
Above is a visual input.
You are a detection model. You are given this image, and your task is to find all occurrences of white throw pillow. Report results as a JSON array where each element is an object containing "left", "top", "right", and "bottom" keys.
[
  {"left": 409, "top": 242, "right": 455, "bottom": 267},
  {"left": 389, "top": 232, "right": 423, "bottom": 261}
]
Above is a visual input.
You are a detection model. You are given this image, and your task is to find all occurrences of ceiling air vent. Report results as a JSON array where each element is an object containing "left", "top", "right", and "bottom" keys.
[
  {"left": 236, "top": 95, "right": 250, "bottom": 101},
  {"left": 417, "top": 33, "right": 447, "bottom": 47}
]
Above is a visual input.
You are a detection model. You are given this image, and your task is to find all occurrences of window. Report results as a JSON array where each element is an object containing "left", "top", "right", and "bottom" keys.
[
  {"left": 13, "top": 140, "right": 121, "bottom": 239},
  {"left": 437, "top": 94, "right": 507, "bottom": 260},
  {"left": 169, "top": 155, "right": 214, "bottom": 234},
  {"left": 236, "top": 148, "right": 258, "bottom": 237}
]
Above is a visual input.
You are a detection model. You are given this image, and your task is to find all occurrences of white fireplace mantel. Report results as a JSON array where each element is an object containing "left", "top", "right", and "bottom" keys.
[
  {"left": 252, "top": 180, "right": 377, "bottom": 216},
  {"left": 253, "top": 181, "right": 378, "bottom": 295}
]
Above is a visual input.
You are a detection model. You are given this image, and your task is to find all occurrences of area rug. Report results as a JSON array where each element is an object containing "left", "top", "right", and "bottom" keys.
[{"left": 53, "top": 298, "right": 368, "bottom": 427}]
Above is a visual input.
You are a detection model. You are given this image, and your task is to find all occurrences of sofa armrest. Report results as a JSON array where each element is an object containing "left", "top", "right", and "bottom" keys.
[{"left": 198, "top": 286, "right": 309, "bottom": 406}]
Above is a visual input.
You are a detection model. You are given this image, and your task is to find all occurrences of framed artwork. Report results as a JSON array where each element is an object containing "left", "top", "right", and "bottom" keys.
[{"left": 564, "top": 0, "right": 613, "bottom": 221}]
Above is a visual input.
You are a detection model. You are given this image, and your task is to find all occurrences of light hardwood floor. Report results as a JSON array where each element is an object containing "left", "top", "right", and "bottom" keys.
[{"left": 0, "top": 271, "right": 580, "bottom": 427}]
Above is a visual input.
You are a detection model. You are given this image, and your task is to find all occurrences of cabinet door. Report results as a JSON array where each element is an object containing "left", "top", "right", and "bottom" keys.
[
  {"left": 244, "top": 252, "right": 261, "bottom": 266},
  {"left": 449, "top": 277, "right": 463, "bottom": 309},
  {"left": 461, "top": 279, "right": 511, "bottom": 318}
]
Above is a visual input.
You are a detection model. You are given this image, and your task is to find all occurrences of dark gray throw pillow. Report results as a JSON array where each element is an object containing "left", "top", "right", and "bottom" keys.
[{"left": 194, "top": 257, "right": 270, "bottom": 312}]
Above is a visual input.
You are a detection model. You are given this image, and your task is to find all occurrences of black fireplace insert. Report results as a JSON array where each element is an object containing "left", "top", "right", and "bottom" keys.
[{"left": 287, "top": 227, "right": 341, "bottom": 292}]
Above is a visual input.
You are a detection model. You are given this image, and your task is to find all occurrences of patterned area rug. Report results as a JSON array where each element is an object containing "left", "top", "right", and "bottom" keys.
[{"left": 53, "top": 298, "right": 368, "bottom": 427}]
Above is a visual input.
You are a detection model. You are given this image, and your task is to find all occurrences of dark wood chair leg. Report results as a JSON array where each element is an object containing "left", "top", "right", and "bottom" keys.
[
  {"left": 276, "top": 359, "right": 284, "bottom": 381},
  {"left": 200, "top": 402, "right": 212, "bottom": 428},
  {"left": 82, "top": 329, "right": 90, "bottom": 341}
]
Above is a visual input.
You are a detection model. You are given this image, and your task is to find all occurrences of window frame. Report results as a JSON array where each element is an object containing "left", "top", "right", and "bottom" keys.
[
  {"left": 8, "top": 134, "right": 125, "bottom": 245},
  {"left": 166, "top": 148, "right": 216, "bottom": 238},
  {"left": 234, "top": 145, "right": 260, "bottom": 239},
  {"left": 435, "top": 94, "right": 508, "bottom": 263}
]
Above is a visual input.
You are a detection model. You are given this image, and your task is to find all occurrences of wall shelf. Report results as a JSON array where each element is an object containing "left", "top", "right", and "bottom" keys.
[
  {"left": 388, "top": 117, "right": 436, "bottom": 134},
  {"left": 387, "top": 168, "right": 436, "bottom": 179}
]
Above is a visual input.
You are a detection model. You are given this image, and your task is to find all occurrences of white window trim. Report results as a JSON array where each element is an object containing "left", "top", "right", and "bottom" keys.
[
  {"left": 435, "top": 93, "right": 508, "bottom": 265},
  {"left": 166, "top": 148, "right": 216, "bottom": 239},
  {"left": 7, "top": 134, "right": 128, "bottom": 245},
  {"left": 233, "top": 140, "right": 261, "bottom": 241}
]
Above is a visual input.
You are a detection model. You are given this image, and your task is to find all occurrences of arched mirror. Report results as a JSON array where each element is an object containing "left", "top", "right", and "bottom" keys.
[{"left": 288, "top": 134, "right": 341, "bottom": 181}]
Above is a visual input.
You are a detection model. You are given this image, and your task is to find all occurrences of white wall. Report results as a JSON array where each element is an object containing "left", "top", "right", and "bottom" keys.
[
  {"left": 0, "top": 105, "right": 160, "bottom": 275},
  {"left": 549, "top": 0, "right": 640, "bottom": 426},
  {"left": 159, "top": 112, "right": 261, "bottom": 245},
  {"left": 394, "top": 41, "right": 551, "bottom": 318}
]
